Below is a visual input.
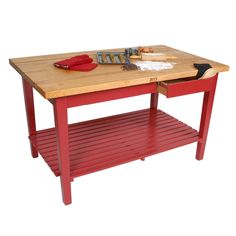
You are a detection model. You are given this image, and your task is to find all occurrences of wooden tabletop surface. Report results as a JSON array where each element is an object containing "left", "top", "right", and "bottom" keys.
[{"left": 9, "top": 45, "right": 229, "bottom": 99}]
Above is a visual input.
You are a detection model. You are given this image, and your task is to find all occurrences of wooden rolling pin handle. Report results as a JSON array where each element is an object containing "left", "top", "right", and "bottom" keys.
[
  {"left": 129, "top": 55, "right": 142, "bottom": 59},
  {"left": 198, "top": 68, "right": 217, "bottom": 79},
  {"left": 141, "top": 54, "right": 177, "bottom": 61},
  {"left": 129, "top": 54, "right": 177, "bottom": 61}
]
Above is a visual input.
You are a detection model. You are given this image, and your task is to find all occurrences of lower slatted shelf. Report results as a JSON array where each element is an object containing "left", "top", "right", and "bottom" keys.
[{"left": 30, "top": 109, "right": 199, "bottom": 178}]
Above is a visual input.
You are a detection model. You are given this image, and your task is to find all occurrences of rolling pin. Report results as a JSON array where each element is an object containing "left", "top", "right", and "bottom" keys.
[
  {"left": 199, "top": 68, "right": 217, "bottom": 79},
  {"left": 130, "top": 53, "right": 177, "bottom": 61}
]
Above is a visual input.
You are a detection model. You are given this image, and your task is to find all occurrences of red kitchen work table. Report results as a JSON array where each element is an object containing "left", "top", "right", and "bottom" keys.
[{"left": 9, "top": 45, "right": 229, "bottom": 205}]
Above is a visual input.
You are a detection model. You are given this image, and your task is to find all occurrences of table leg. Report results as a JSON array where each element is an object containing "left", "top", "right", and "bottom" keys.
[
  {"left": 140, "top": 92, "right": 159, "bottom": 162},
  {"left": 196, "top": 76, "right": 218, "bottom": 160},
  {"left": 150, "top": 93, "right": 159, "bottom": 109},
  {"left": 22, "top": 78, "right": 38, "bottom": 158},
  {"left": 53, "top": 97, "right": 72, "bottom": 205}
]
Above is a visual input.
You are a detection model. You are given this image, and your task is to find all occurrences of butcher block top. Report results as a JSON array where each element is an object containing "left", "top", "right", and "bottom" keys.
[{"left": 9, "top": 45, "right": 229, "bottom": 99}]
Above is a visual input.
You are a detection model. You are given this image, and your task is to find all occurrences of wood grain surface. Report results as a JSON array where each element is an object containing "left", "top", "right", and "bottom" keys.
[{"left": 9, "top": 45, "right": 229, "bottom": 99}]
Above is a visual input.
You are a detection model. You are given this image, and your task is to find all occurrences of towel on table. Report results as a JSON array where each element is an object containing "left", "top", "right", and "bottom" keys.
[{"left": 54, "top": 54, "right": 97, "bottom": 72}]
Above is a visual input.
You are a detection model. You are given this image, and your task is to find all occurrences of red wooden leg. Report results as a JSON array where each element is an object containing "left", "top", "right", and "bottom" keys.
[
  {"left": 141, "top": 92, "right": 159, "bottom": 162},
  {"left": 22, "top": 78, "right": 38, "bottom": 158},
  {"left": 150, "top": 92, "right": 159, "bottom": 109},
  {"left": 54, "top": 97, "right": 72, "bottom": 205},
  {"left": 196, "top": 76, "right": 218, "bottom": 160}
]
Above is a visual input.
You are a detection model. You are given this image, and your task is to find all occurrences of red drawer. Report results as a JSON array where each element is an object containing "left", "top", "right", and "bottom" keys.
[{"left": 158, "top": 75, "right": 217, "bottom": 98}]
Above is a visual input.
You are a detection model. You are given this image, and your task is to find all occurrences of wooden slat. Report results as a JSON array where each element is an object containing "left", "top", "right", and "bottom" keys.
[
  {"left": 38, "top": 124, "right": 194, "bottom": 172},
  {"left": 10, "top": 45, "right": 229, "bottom": 99},
  {"left": 29, "top": 109, "right": 199, "bottom": 177},
  {"left": 33, "top": 120, "right": 186, "bottom": 161}
]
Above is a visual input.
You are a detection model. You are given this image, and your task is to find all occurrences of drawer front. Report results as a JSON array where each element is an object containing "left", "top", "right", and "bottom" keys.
[{"left": 158, "top": 74, "right": 218, "bottom": 98}]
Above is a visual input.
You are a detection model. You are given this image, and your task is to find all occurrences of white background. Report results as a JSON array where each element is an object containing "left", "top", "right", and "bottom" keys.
[{"left": 0, "top": 0, "right": 235, "bottom": 235}]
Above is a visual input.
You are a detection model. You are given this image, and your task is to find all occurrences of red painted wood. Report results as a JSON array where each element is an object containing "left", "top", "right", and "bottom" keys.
[
  {"left": 30, "top": 109, "right": 198, "bottom": 178},
  {"left": 32, "top": 119, "right": 190, "bottom": 163},
  {"left": 165, "top": 77, "right": 215, "bottom": 98},
  {"left": 69, "top": 128, "right": 196, "bottom": 170},
  {"left": 146, "top": 91, "right": 159, "bottom": 161},
  {"left": 196, "top": 75, "right": 218, "bottom": 160},
  {"left": 22, "top": 78, "right": 38, "bottom": 158},
  {"left": 19, "top": 67, "right": 221, "bottom": 206},
  {"left": 53, "top": 97, "right": 72, "bottom": 205},
  {"left": 66, "top": 83, "right": 157, "bottom": 108},
  {"left": 72, "top": 136, "right": 198, "bottom": 178},
  {"left": 150, "top": 93, "right": 159, "bottom": 109},
  {"left": 32, "top": 110, "right": 177, "bottom": 153}
]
